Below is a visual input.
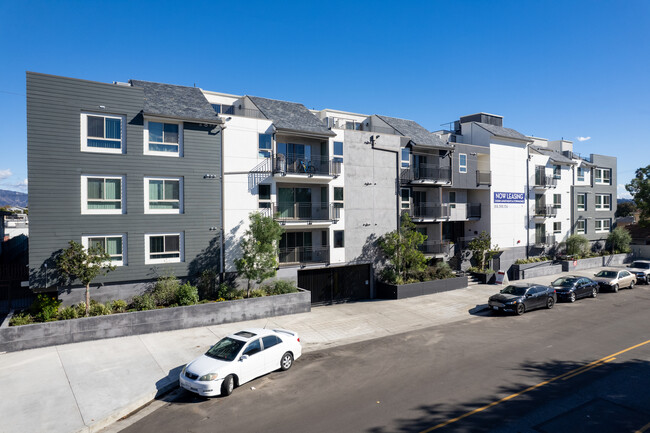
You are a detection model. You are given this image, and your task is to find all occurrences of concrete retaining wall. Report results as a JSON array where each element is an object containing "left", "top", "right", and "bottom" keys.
[
  {"left": 377, "top": 276, "right": 468, "bottom": 300},
  {"left": 0, "top": 290, "right": 311, "bottom": 353},
  {"left": 511, "top": 261, "right": 562, "bottom": 280},
  {"left": 561, "top": 253, "right": 633, "bottom": 272}
]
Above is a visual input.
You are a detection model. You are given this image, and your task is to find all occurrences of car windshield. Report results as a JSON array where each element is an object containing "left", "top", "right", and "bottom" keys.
[
  {"left": 633, "top": 262, "right": 650, "bottom": 269},
  {"left": 595, "top": 271, "right": 617, "bottom": 278},
  {"left": 205, "top": 337, "right": 246, "bottom": 362},
  {"left": 552, "top": 278, "right": 577, "bottom": 287},
  {"left": 500, "top": 286, "right": 528, "bottom": 296}
]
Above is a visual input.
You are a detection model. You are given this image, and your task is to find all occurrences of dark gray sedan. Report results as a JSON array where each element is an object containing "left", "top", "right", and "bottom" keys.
[
  {"left": 551, "top": 276, "right": 599, "bottom": 302},
  {"left": 488, "top": 284, "right": 557, "bottom": 316}
]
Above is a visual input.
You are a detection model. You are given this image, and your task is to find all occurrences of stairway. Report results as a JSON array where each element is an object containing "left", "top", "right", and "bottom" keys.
[{"left": 467, "top": 274, "right": 481, "bottom": 286}]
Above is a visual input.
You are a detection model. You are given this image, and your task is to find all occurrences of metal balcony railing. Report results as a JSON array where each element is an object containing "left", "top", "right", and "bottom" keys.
[
  {"left": 535, "top": 234, "right": 556, "bottom": 246},
  {"left": 418, "top": 240, "right": 451, "bottom": 255},
  {"left": 279, "top": 246, "right": 330, "bottom": 265},
  {"left": 458, "top": 236, "right": 476, "bottom": 249},
  {"left": 447, "top": 203, "right": 482, "bottom": 220},
  {"left": 401, "top": 164, "right": 452, "bottom": 184},
  {"left": 273, "top": 203, "right": 340, "bottom": 222},
  {"left": 534, "top": 175, "right": 557, "bottom": 188},
  {"left": 534, "top": 205, "right": 557, "bottom": 217},
  {"left": 273, "top": 153, "right": 341, "bottom": 176},
  {"left": 476, "top": 170, "right": 491, "bottom": 185},
  {"left": 467, "top": 203, "right": 482, "bottom": 218},
  {"left": 408, "top": 203, "right": 450, "bottom": 220}
]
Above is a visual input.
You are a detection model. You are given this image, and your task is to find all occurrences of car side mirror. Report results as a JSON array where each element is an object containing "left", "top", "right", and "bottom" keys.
[{"left": 240, "top": 354, "right": 249, "bottom": 361}]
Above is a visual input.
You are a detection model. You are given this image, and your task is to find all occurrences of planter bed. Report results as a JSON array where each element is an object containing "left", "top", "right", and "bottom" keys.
[
  {"left": 0, "top": 290, "right": 311, "bottom": 353},
  {"left": 376, "top": 276, "right": 468, "bottom": 300},
  {"left": 561, "top": 253, "right": 633, "bottom": 272},
  {"left": 512, "top": 261, "right": 563, "bottom": 280}
]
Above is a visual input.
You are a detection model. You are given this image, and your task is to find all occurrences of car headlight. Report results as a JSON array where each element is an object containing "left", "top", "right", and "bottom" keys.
[
  {"left": 198, "top": 373, "right": 219, "bottom": 381},
  {"left": 506, "top": 299, "right": 518, "bottom": 304}
]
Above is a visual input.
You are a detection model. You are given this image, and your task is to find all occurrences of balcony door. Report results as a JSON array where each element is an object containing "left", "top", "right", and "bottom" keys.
[
  {"left": 278, "top": 187, "right": 311, "bottom": 219},
  {"left": 535, "top": 223, "right": 545, "bottom": 244},
  {"left": 535, "top": 166, "right": 545, "bottom": 185},
  {"left": 413, "top": 191, "right": 426, "bottom": 217},
  {"left": 278, "top": 143, "right": 312, "bottom": 167},
  {"left": 280, "top": 232, "right": 313, "bottom": 263}
]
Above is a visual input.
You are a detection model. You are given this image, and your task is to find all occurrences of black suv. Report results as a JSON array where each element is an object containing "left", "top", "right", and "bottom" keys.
[{"left": 488, "top": 284, "right": 557, "bottom": 315}]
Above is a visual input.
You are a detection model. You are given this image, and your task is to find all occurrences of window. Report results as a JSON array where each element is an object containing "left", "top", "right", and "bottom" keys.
[
  {"left": 577, "top": 193, "right": 586, "bottom": 211},
  {"left": 345, "top": 121, "right": 361, "bottom": 130},
  {"left": 145, "top": 177, "right": 182, "bottom": 214},
  {"left": 259, "top": 184, "right": 271, "bottom": 209},
  {"left": 145, "top": 233, "right": 183, "bottom": 264},
  {"left": 595, "top": 168, "right": 611, "bottom": 185},
  {"left": 334, "top": 230, "right": 344, "bottom": 248},
  {"left": 144, "top": 120, "right": 182, "bottom": 156},
  {"left": 259, "top": 134, "right": 272, "bottom": 158},
  {"left": 553, "top": 194, "right": 561, "bottom": 209},
  {"left": 210, "top": 103, "right": 234, "bottom": 115},
  {"left": 82, "top": 234, "right": 126, "bottom": 266},
  {"left": 333, "top": 187, "right": 344, "bottom": 209},
  {"left": 459, "top": 154, "right": 467, "bottom": 173},
  {"left": 333, "top": 141, "right": 343, "bottom": 163},
  {"left": 401, "top": 188, "right": 410, "bottom": 209},
  {"left": 553, "top": 222, "right": 561, "bottom": 234},
  {"left": 401, "top": 148, "right": 410, "bottom": 168},
  {"left": 81, "top": 113, "right": 125, "bottom": 154},
  {"left": 449, "top": 191, "right": 456, "bottom": 209},
  {"left": 243, "top": 339, "right": 262, "bottom": 356},
  {"left": 81, "top": 175, "right": 125, "bottom": 214},
  {"left": 577, "top": 167, "right": 585, "bottom": 182},
  {"left": 576, "top": 220, "right": 586, "bottom": 234},
  {"left": 553, "top": 165, "right": 561, "bottom": 179},
  {"left": 595, "top": 219, "right": 611, "bottom": 233},
  {"left": 321, "top": 230, "right": 328, "bottom": 247},
  {"left": 595, "top": 194, "right": 611, "bottom": 211},
  {"left": 262, "top": 335, "right": 281, "bottom": 349}
]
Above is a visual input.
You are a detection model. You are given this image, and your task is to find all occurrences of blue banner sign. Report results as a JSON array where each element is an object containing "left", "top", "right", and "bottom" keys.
[{"left": 494, "top": 192, "right": 525, "bottom": 203}]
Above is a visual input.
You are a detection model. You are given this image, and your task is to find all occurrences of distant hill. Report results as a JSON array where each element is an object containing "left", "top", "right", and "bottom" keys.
[
  {"left": 618, "top": 198, "right": 633, "bottom": 203},
  {"left": 0, "top": 189, "right": 28, "bottom": 207}
]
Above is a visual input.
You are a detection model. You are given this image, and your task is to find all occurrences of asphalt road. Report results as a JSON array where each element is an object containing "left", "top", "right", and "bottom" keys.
[{"left": 118, "top": 285, "right": 650, "bottom": 433}]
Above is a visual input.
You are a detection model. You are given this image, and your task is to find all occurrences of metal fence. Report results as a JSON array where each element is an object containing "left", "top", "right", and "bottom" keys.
[
  {"left": 273, "top": 203, "right": 339, "bottom": 222},
  {"left": 401, "top": 165, "right": 451, "bottom": 183},
  {"left": 273, "top": 154, "right": 341, "bottom": 176},
  {"left": 409, "top": 203, "right": 450, "bottom": 220},
  {"left": 279, "top": 246, "right": 330, "bottom": 265}
]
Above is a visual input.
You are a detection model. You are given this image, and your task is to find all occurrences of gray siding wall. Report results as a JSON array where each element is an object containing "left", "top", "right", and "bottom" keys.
[
  {"left": 451, "top": 143, "right": 490, "bottom": 190},
  {"left": 27, "top": 72, "right": 222, "bottom": 296},
  {"left": 572, "top": 154, "right": 617, "bottom": 242}
]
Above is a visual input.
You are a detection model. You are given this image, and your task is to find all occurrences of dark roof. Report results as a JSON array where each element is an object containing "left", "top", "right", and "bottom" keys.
[
  {"left": 375, "top": 115, "right": 451, "bottom": 148},
  {"left": 532, "top": 147, "right": 577, "bottom": 165},
  {"left": 474, "top": 122, "right": 529, "bottom": 141},
  {"left": 129, "top": 80, "right": 221, "bottom": 124},
  {"left": 248, "top": 96, "right": 335, "bottom": 137}
]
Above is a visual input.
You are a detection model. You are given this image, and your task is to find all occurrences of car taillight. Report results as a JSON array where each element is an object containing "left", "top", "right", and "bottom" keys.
[{"left": 297, "top": 337, "right": 300, "bottom": 342}]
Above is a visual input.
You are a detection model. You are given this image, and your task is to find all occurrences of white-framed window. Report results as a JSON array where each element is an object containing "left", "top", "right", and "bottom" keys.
[
  {"left": 577, "top": 193, "right": 586, "bottom": 211},
  {"left": 459, "top": 153, "right": 467, "bottom": 173},
  {"left": 333, "top": 141, "right": 343, "bottom": 163},
  {"left": 259, "top": 184, "right": 271, "bottom": 209},
  {"left": 577, "top": 166, "right": 585, "bottom": 182},
  {"left": 144, "top": 177, "right": 183, "bottom": 214},
  {"left": 401, "top": 148, "right": 410, "bottom": 168},
  {"left": 553, "top": 165, "right": 561, "bottom": 179},
  {"left": 595, "top": 168, "right": 611, "bottom": 185},
  {"left": 449, "top": 191, "right": 456, "bottom": 209},
  {"left": 576, "top": 219, "right": 586, "bottom": 234},
  {"left": 81, "top": 113, "right": 126, "bottom": 154},
  {"left": 553, "top": 222, "right": 561, "bottom": 234},
  {"left": 595, "top": 219, "right": 611, "bottom": 233},
  {"left": 259, "top": 133, "right": 272, "bottom": 158},
  {"left": 333, "top": 187, "right": 344, "bottom": 209},
  {"left": 82, "top": 234, "right": 126, "bottom": 266},
  {"left": 553, "top": 194, "right": 561, "bottom": 209},
  {"left": 81, "top": 175, "right": 126, "bottom": 214},
  {"left": 145, "top": 233, "right": 183, "bottom": 264},
  {"left": 144, "top": 119, "right": 183, "bottom": 157},
  {"left": 401, "top": 188, "right": 410, "bottom": 209},
  {"left": 595, "top": 194, "right": 611, "bottom": 211}
]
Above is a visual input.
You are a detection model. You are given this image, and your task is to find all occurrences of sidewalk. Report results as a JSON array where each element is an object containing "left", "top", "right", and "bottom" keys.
[{"left": 0, "top": 271, "right": 600, "bottom": 433}]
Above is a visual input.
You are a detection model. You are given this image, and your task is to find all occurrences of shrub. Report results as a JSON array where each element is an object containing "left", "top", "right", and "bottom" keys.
[
  {"left": 58, "top": 306, "right": 78, "bottom": 320},
  {"left": 107, "top": 299, "right": 128, "bottom": 313},
  {"left": 9, "top": 312, "right": 34, "bottom": 326},
  {"left": 89, "top": 302, "right": 111, "bottom": 316},
  {"left": 264, "top": 280, "right": 298, "bottom": 295},
  {"left": 197, "top": 270, "right": 219, "bottom": 300},
  {"left": 131, "top": 293, "right": 156, "bottom": 311},
  {"left": 565, "top": 234, "right": 589, "bottom": 257},
  {"left": 431, "top": 262, "right": 454, "bottom": 280},
  {"left": 30, "top": 294, "right": 61, "bottom": 322},
  {"left": 152, "top": 275, "right": 180, "bottom": 306},
  {"left": 176, "top": 282, "right": 199, "bottom": 306},
  {"left": 74, "top": 302, "right": 87, "bottom": 317},
  {"left": 249, "top": 289, "right": 266, "bottom": 298},
  {"left": 606, "top": 227, "right": 632, "bottom": 254}
]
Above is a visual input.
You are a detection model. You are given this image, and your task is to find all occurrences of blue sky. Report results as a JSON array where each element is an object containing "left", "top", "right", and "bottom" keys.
[{"left": 1, "top": 0, "right": 648, "bottom": 197}]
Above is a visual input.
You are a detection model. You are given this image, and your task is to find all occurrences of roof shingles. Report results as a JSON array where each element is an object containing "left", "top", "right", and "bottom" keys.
[
  {"left": 375, "top": 115, "right": 450, "bottom": 148},
  {"left": 248, "top": 96, "right": 334, "bottom": 137},
  {"left": 473, "top": 122, "right": 528, "bottom": 141}
]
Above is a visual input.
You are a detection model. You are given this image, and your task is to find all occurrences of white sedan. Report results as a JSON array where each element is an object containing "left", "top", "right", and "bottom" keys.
[{"left": 179, "top": 328, "right": 302, "bottom": 397}]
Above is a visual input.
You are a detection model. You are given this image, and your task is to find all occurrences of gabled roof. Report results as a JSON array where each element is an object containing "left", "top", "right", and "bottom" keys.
[
  {"left": 532, "top": 146, "right": 578, "bottom": 165},
  {"left": 248, "top": 96, "right": 335, "bottom": 137},
  {"left": 473, "top": 122, "right": 529, "bottom": 141},
  {"left": 375, "top": 115, "right": 451, "bottom": 148},
  {"left": 130, "top": 80, "right": 222, "bottom": 124}
]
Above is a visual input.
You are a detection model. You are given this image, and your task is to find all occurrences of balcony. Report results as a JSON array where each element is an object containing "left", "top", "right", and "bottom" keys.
[
  {"left": 448, "top": 203, "right": 482, "bottom": 221},
  {"left": 401, "top": 164, "right": 451, "bottom": 185},
  {"left": 407, "top": 203, "right": 450, "bottom": 221},
  {"left": 535, "top": 234, "right": 556, "bottom": 246},
  {"left": 418, "top": 240, "right": 452, "bottom": 256},
  {"left": 534, "top": 205, "right": 558, "bottom": 218},
  {"left": 279, "top": 246, "right": 329, "bottom": 265},
  {"left": 476, "top": 170, "right": 491, "bottom": 186},
  {"left": 534, "top": 175, "right": 557, "bottom": 188},
  {"left": 273, "top": 203, "right": 340, "bottom": 223},
  {"left": 272, "top": 153, "right": 341, "bottom": 178}
]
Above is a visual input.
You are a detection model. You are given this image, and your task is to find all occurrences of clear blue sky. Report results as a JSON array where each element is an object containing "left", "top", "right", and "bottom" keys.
[{"left": 1, "top": 0, "right": 648, "bottom": 197}]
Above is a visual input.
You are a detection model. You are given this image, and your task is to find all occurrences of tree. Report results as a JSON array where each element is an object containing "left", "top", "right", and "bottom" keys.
[
  {"left": 606, "top": 227, "right": 632, "bottom": 254},
  {"left": 467, "top": 231, "right": 500, "bottom": 272},
  {"left": 56, "top": 240, "right": 115, "bottom": 316},
  {"left": 615, "top": 201, "right": 636, "bottom": 218},
  {"left": 626, "top": 165, "right": 650, "bottom": 226},
  {"left": 235, "top": 212, "right": 284, "bottom": 297},
  {"left": 564, "top": 234, "right": 589, "bottom": 257},
  {"left": 378, "top": 213, "right": 427, "bottom": 282}
]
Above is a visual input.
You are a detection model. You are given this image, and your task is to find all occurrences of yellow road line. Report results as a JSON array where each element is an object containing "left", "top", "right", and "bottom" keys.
[
  {"left": 562, "top": 357, "right": 617, "bottom": 381},
  {"left": 635, "top": 420, "right": 650, "bottom": 433},
  {"left": 420, "top": 339, "right": 650, "bottom": 433}
]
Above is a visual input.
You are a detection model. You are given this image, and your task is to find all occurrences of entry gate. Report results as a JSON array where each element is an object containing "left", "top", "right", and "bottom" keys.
[{"left": 298, "top": 263, "right": 371, "bottom": 305}]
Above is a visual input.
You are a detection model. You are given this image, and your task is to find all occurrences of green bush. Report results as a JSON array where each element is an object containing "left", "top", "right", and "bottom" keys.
[
  {"left": 176, "top": 282, "right": 199, "bottom": 306},
  {"left": 89, "top": 302, "right": 111, "bottom": 316},
  {"left": 248, "top": 289, "right": 266, "bottom": 298},
  {"left": 131, "top": 293, "right": 156, "bottom": 311},
  {"left": 30, "top": 294, "right": 61, "bottom": 322},
  {"left": 9, "top": 312, "right": 34, "bottom": 326},
  {"left": 264, "top": 280, "right": 299, "bottom": 295},
  {"left": 74, "top": 302, "right": 87, "bottom": 317},
  {"left": 58, "top": 306, "right": 78, "bottom": 320},
  {"left": 152, "top": 275, "right": 180, "bottom": 306},
  {"left": 107, "top": 299, "right": 128, "bottom": 313},
  {"left": 606, "top": 227, "right": 632, "bottom": 254},
  {"left": 565, "top": 234, "right": 589, "bottom": 257},
  {"left": 197, "top": 270, "right": 219, "bottom": 300}
]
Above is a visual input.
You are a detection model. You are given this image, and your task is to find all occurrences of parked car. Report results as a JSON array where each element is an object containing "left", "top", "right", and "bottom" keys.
[
  {"left": 179, "top": 328, "right": 302, "bottom": 397},
  {"left": 593, "top": 269, "right": 636, "bottom": 292},
  {"left": 628, "top": 260, "right": 650, "bottom": 284},
  {"left": 550, "top": 276, "right": 599, "bottom": 302},
  {"left": 488, "top": 284, "right": 557, "bottom": 315}
]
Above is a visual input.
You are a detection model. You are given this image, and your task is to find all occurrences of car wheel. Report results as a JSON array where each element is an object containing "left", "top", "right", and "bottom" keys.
[
  {"left": 280, "top": 352, "right": 294, "bottom": 371},
  {"left": 515, "top": 303, "right": 525, "bottom": 316},
  {"left": 546, "top": 297, "right": 555, "bottom": 309},
  {"left": 629, "top": 281, "right": 635, "bottom": 290},
  {"left": 612, "top": 284, "right": 619, "bottom": 293},
  {"left": 570, "top": 292, "right": 576, "bottom": 303},
  {"left": 591, "top": 287, "right": 598, "bottom": 298},
  {"left": 221, "top": 375, "right": 234, "bottom": 396}
]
